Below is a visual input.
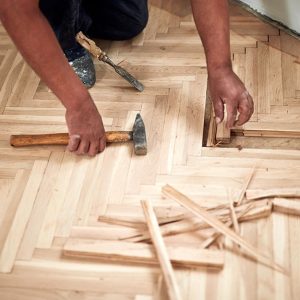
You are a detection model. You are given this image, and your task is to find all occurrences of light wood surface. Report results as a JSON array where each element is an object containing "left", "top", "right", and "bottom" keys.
[{"left": 0, "top": 0, "right": 300, "bottom": 299}]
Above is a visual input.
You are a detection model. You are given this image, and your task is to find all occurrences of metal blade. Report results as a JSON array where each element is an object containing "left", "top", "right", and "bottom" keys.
[
  {"left": 104, "top": 57, "right": 144, "bottom": 92},
  {"left": 133, "top": 113, "right": 147, "bottom": 155}
]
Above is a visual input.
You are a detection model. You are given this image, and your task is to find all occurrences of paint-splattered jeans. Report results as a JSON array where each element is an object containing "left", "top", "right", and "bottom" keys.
[{"left": 39, "top": 0, "right": 148, "bottom": 58}]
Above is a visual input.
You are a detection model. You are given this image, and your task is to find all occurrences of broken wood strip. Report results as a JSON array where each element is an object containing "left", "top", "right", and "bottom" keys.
[
  {"left": 246, "top": 188, "right": 300, "bottom": 200},
  {"left": 141, "top": 200, "right": 182, "bottom": 300},
  {"left": 121, "top": 217, "right": 224, "bottom": 243},
  {"left": 63, "top": 239, "right": 225, "bottom": 269},
  {"left": 99, "top": 199, "right": 264, "bottom": 233},
  {"left": 201, "top": 219, "right": 233, "bottom": 250},
  {"left": 238, "top": 200, "right": 272, "bottom": 222},
  {"left": 234, "top": 164, "right": 257, "bottom": 206},
  {"left": 162, "top": 185, "right": 286, "bottom": 273},
  {"left": 202, "top": 203, "right": 254, "bottom": 249},
  {"left": 98, "top": 211, "right": 188, "bottom": 229},
  {"left": 272, "top": 198, "right": 300, "bottom": 216},
  {"left": 121, "top": 200, "right": 271, "bottom": 243},
  {"left": 200, "top": 201, "right": 272, "bottom": 249},
  {"left": 228, "top": 188, "right": 240, "bottom": 234}
]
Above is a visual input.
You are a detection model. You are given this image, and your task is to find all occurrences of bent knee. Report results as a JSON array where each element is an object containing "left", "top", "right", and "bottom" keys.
[{"left": 123, "top": 10, "right": 148, "bottom": 39}]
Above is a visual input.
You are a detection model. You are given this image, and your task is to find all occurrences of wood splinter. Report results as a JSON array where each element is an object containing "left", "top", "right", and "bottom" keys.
[
  {"left": 200, "top": 202, "right": 254, "bottom": 249},
  {"left": 228, "top": 188, "right": 240, "bottom": 234},
  {"left": 141, "top": 200, "right": 182, "bottom": 300},
  {"left": 234, "top": 163, "right": 257, "bottom": 206}
]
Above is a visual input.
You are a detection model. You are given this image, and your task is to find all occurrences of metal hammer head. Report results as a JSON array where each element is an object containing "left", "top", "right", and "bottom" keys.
[{"left": 133, "top": 113, "right": 147, "bottom": 155}]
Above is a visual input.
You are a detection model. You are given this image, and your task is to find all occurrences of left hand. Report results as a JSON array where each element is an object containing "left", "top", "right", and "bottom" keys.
[{"left": 208, "top": 67, "right": 254, "bottom": 128}]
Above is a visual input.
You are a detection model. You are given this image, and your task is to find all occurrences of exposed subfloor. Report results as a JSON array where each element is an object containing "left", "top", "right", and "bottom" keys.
[{"left": 0, "top": 0, "right": 300, "bottom": 299}]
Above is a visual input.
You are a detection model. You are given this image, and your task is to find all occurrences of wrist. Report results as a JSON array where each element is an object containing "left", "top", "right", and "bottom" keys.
[
  {"left": 64, "top": 91, "right": 94, "bottom": 113},
  {"left": 207, "top": 63, "right": 233, "bottom": 79}
]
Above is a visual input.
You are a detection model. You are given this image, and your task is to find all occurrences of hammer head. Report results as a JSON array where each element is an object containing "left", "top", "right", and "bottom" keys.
[{"left": 133, "top": 113, "right": 147, "bottom": 155}]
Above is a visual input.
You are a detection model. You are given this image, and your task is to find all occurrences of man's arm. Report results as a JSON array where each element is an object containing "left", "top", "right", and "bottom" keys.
[
  {"left": 190, "top": 0, "right": 254, "bottom": 127},
  {"left": 0, "top": 0, "right": 106, "bottom": 156}
]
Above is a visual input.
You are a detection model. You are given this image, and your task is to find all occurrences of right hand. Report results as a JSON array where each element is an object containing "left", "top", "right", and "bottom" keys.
[
  {"left": 208, "top": 68, "right": 254, "bottom": 128},
  {"left": 65, "top": 98, "right": 106, "bottom": 156}
]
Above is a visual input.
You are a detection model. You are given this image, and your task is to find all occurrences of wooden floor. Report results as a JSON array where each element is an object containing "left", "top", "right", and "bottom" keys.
[{"left": 0, "top": 0, "right": 300, "bottom": 299}]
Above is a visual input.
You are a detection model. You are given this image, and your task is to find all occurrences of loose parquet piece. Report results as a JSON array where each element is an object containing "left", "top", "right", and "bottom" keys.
[
  {"left": 272, "top": 198, "right": 300, "bottom": 216},
  {"left": 162, "top": 185, "right": 286, "bottom": 273},
  {"left": 141, "top": 200, "right": 182, "bottom": 300},
  {"left": 216, "top": 105, "right": 231, "bottom": 144},
  {"left": 246, "top": 188, "right": 300, "bottom": 200},
  {"left": 63, "top": 239, "right": 225, "bottom": 269}
]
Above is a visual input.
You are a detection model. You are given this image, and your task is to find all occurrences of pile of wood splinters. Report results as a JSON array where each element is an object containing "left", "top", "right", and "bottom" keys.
[{"left": 63, "top": 181, "right": 300, "bottom": 300}]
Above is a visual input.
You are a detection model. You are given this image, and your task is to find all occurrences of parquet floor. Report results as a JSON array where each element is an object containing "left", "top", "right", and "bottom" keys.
[{"left": 0, "top": 1, "right": 300, "bottom": 299}]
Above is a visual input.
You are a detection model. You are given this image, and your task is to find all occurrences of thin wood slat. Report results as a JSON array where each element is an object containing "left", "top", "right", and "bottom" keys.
[
  {"left": 272, "top": 198, "right": 300, "bottom": 216},
  {"left": 232, "top": 129, "right": 300, "bottom": 138},
  {"left": 234, "top": 164, "right": 257, "bottom": 206},
  {"left": 63, "top": 239, "right": 225, "bottom": 269},
  {"left": 141, "top": 200, "right": 182, "bottom": 300},
  {"left": 246, "top": 188, "right": 300, "bottom": 200},
  {"left": 162, "top": 185, "right": 286, "bottom": 273}
]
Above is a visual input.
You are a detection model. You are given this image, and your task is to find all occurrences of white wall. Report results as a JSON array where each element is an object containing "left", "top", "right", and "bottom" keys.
[{"left": 240, "top": 0, "right": 300, "bottom": 34}]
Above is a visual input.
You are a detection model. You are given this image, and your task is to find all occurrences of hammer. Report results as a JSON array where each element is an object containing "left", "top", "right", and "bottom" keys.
[{"left": 10, "top": 113, "right": 147, "bottom": 155}]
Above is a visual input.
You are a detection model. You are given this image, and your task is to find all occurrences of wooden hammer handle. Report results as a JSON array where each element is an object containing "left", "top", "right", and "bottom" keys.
[{"left": 10, "top": 132, "right": 133, "bottom": 147}]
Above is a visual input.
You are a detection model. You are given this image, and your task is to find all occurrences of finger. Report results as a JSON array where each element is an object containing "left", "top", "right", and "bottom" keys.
[
  {"left": 236, "top": 95, "right": 254, "bottom": 126},
  {"left": 99, "top": 136, "right": 106, "bottom": 153},
  {"left": 212, "top": 97, "right": 224, "bottom": 124},
  {"left": 88, "top": 141, "right": 99, "bottom": 157},
  {"left": 76, "top": 139, "right": 90, "bottom": 155},
  {"left": 226, "top": 102, "right": 238, "bottom": 128},
  {"left": 67, "top": 134, "right": 81, "bottom": 152}
]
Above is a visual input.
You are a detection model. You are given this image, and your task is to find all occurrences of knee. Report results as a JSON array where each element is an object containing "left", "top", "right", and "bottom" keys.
[
  {"left": 137, "top": 9, "right": 149, "bottom": 33},
  {"left": 124, "top": 9, "right": 148, "bottom": 39}
]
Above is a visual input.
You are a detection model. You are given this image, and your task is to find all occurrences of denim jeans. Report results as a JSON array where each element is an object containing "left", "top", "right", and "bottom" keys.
[{"left": 39, "top": 0, "right": 148, "bottom": 54}]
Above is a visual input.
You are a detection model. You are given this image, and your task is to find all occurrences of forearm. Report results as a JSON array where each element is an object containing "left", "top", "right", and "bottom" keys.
[
  {"left": 190, "top": 0, "right": 231, "bottom": 75},
  {"left": 0, "top": 0, "right": 90, "bottom": 111}
]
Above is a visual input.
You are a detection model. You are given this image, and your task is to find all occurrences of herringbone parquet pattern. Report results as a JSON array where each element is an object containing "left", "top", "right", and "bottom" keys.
[{"left": 0, "top": 1, "right": 300, "bottom": 299}]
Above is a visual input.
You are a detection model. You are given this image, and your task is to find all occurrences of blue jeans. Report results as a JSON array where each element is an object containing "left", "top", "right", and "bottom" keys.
[{"left": 39, "top": 0, "right": 148, "bottom": 54}]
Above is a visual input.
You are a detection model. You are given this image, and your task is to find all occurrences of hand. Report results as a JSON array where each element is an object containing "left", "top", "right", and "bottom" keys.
[
  {"left": 65, "top": 97, "right": 106, "bottom": 156},
  {"left": 208, "top": 68, "right": 254, "bottom": 128}
]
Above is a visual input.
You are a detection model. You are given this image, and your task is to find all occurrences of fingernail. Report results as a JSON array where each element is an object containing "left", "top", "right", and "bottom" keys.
[{"left": 216, "top": 117, "right": 221, "bottom": 124}]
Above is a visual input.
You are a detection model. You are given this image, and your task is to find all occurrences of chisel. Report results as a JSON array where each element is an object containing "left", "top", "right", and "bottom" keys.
[{"left": 76, "top": 31, "right": 144, "bottom": 92}]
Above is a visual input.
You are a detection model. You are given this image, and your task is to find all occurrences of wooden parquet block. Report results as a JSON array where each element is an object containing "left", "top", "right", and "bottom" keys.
[{"left": 0, "top": 1, "right": 300, "bottom": 299}]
